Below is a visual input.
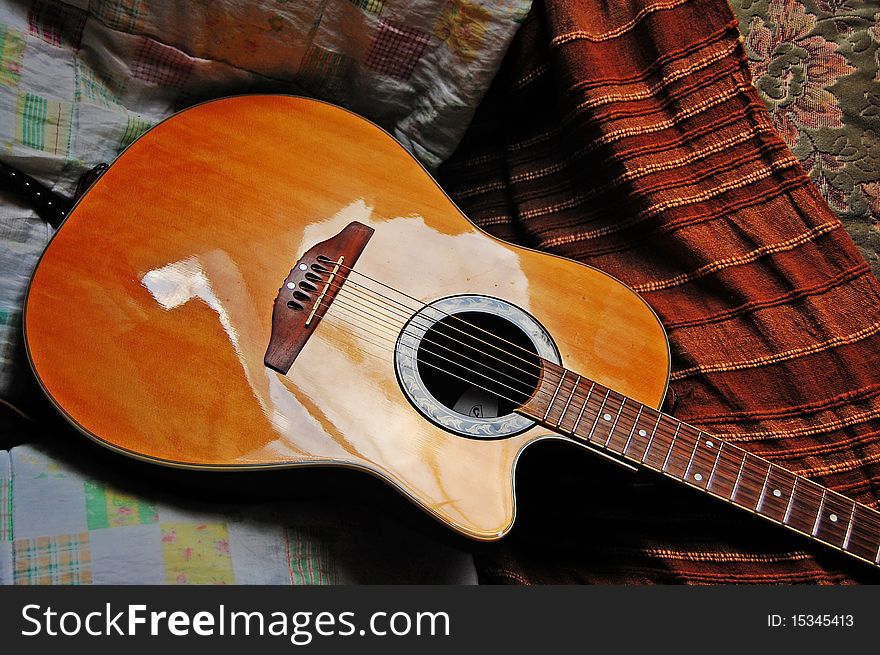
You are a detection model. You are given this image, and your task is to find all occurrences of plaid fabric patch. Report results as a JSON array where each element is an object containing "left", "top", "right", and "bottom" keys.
[
  {"left": 0, "top": 25, "right": 25, "bottom": 88},
  {"left": 0, "top": 473, "right": 10, "bottom": 542},
  {"left": 299, "top": 45, "right": 354, "bottom": 94},
  {"left": 349, "top": 0, "right": 385, "bottom": 15},
  {"left": 161, "top": 523, "right": 234, "bottom": 584},
  {"left": 15, "top": 92, "right": 73, "bottom": 156},
  {"left": 75, "top": 60, "right": 123, "bottom": 108},
  {"left": 131, "top": 38, "right": 193, "bottom": 88},
  {"left": 84, "top": 481, "right": 158, "bottom": 529},
  {"left": 28, "top": 0, "right": 87, "bottom": 48},
  {"left": 435, "top": 0, "right": 491, "bottom": 61},
  {"left": 118, "top": 114, "right": 152, "bottom": 152},
  {"left": 89, "top": 0, "right": 144, "bottom": 33},
  {"left": 301, "top": 45, "right": 351, "bottom": 79},
  {"left": 13, "top": 533, "right": 92, "bottom": 584},
  {"left": 364, "top": 19, "right": 431, "bottom": 80},
  {"left": 286, "top": 527, "right": 336, "bottom": 585}
]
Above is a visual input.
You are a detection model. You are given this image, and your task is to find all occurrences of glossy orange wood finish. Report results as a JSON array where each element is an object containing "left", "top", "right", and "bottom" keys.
[{"left": 24, "top": 96, "right": 671, "bottom": 540}]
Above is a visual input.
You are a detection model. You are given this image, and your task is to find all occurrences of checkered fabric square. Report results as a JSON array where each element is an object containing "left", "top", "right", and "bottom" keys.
[
  {"left": 301, "top": 45, "right": 349, "bottom": 79},
  {"left": 364, "top": 19, "right": 431, "bottom": 80},
  {"left": 90, "top": 0, "right": 144, "bottom": 33},
  {"left": 15, "top": 92, "right": 73, "bottom": 156},
  {"left": 13, "top": 533, "right": 92, "bottom": 584},
  {"left": 28, "top": 0, "right": 87, "bottom": 49},
  {"left": 286, "top": 526, "right": 337, "bottom": 585},
  {"left": 118, "top": 114, "right": 152, "bottom": 152},
  {"left": 350, "top": 0, "right": 385, "bottom": 15},
  {"left": 299, "top": 45, "right": 355, "bottom": 96},
  {"left": 75, "top": 60, "right": 123, "bottom": 108},
  {"left": 131, "top": 38, "right": 193, "bottom": 88}
]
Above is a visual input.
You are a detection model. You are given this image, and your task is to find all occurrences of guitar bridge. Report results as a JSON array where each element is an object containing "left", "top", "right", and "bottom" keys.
[{"left": 264, "top": 221, "right": 374, "bottom": 374}]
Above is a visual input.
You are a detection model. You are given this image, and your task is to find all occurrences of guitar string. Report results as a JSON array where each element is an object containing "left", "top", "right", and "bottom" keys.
[
  {"left": 314, "top": 294, "right": 867, "bottom": 547},
  {"left": 323, "top": 278, "right": 863, "bottom": 514},
  {"left": 321, "top": 301, "right": 875, "bottom": 546},
  {"left": 337, "top": 277, "right": 546, "bottom": 381},
  {"left": 290, "top": 274, "right": 546, "bottom": 402},
  {"left": 321, "top": 277, "right": 870, "bottom": 529},
  {"left": 286, "top": 261, "right": 880, "bottom": 549},
  {"left": 323, "top": 275, "right": 853, "bottom": 476},
  {"left": 325, "top": 288, "right": 541, "bottom": 394},
  {"left": 316, "top": 256, "right": 549, "bottom": 372}
]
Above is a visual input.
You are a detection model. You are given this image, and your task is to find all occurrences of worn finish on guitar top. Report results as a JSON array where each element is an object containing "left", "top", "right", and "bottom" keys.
[{"left": 24, "top": 96, "right": 670, "bottom": 540}]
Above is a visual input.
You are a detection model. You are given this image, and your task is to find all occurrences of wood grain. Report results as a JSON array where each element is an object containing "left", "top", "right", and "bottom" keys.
[{"left": 24, "top": 95, "right": 671, "bottom": 540}]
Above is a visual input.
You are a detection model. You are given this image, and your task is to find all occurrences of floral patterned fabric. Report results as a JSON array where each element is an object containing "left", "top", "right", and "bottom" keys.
[{"left": 733, "top": 0, "right": 880, "bottom": 276}]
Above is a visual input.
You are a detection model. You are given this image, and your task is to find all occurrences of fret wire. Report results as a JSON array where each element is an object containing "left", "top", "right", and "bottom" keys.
[
  {"left": 811, "top": 489, "right": 827, "bottom": 536},
  {"left": 783, "top": 476, "right": 798, "bottom": 524},
  {"left": 730, "top": 451, "right": 748, "bottom": 501},
  {"left": 756, "top": 463, "right": 772, "bottom": 513},
  {"left": 660, "top": 421, "right": 681, "bottom": 472},
  {"left": 572, "top": 381, "right": 595, "bottom": 433},
  {"left": 622, "top": 406, "right": 643, "bottom": 454},
  {"left": 557, "top": 375, "right": 580, "bottom": 428},
  {"left": 528, "top": 373, "right": 880, "bottom": 561},
  {"left": 523, "top": 366, "right": 880, "bottom": 565},
  {"left": 706, "top": 442, "right": 723, "bottom": 489},
  {"left": 543, "top": 370, "right": 567, "bottom": 422},
  {"left": 587, "top": 390, "right": 611, "bottom": 441},
  {"left": 604, "top": 397, "right": 626, "bottom": 447},
  {"left": 640, "top": 413, "right": 664, "bottom": 464},
  {"left": 842, "top": 502, "right": 857, "bottom": 551},
  {"left": 683, "top": 432, "right": 701, "bottom": 479}
]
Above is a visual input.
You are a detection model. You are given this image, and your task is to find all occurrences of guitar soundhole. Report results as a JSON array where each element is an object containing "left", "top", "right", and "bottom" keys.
[
  {"left": 416, "top": 312, "right": 541, "bottom": 418},
  {"left": 394, "top": 294, "right": 560, "bottom": 439}
]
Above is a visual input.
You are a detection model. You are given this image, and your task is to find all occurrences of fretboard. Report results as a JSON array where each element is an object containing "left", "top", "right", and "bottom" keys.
[{"left": 517, "top": 359, "right": 880, "bottom": 569}]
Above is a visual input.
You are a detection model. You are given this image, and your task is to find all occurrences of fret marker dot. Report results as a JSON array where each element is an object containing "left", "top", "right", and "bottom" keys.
[
  {"left": 638, "top": 429, "right": 647, "bottom": 437},
  {"left": 773, "top": 489, "right": 782, "bottom": 497},
  {"left": 706, "top": 441, "right": 714, "bottom": 448},
  {"left": 693, "top": 473, "right": 703, "bottom": 482},
  {"left": 830, "top": 513, "right": 838, "bottom": 522},
  {"left": 603, "top": 413, "right": 612, "bottom": 421}
]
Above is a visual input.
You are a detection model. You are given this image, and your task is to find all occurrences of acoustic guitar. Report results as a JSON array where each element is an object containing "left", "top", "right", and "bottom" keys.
[{"left": 22, "top": 95, "right": 880, "bottom": 571}]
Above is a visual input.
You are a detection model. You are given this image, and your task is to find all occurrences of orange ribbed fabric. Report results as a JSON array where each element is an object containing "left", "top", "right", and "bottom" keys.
[{"left": 439, "top": 0, "right": 880, "bottom": 584}]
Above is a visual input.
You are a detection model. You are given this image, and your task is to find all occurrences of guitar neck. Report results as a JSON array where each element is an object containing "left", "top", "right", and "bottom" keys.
[{"left": 517, "top": 359, "right": 880, "bottom": 569}]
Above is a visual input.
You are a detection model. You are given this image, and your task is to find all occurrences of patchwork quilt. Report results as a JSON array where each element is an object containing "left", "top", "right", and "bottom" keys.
[{"left": 0, "top": 443, "right": 478, "bottom": 584}]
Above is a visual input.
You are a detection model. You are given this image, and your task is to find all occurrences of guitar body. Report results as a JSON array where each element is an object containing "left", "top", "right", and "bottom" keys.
[{"left": 24, "top": 95, "right": 670, "bottom": 540}]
